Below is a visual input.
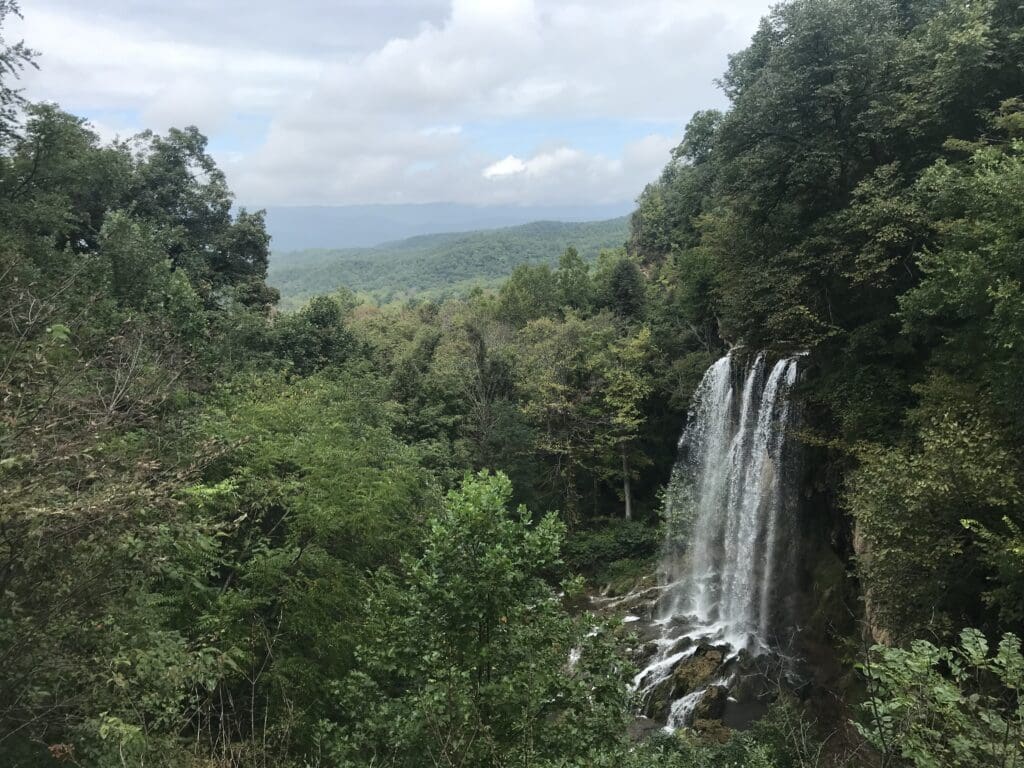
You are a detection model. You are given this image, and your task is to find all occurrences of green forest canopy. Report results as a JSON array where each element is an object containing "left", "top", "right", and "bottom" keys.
[{"left": 3, "top": 0, "right": 1024, "bottom": 766}]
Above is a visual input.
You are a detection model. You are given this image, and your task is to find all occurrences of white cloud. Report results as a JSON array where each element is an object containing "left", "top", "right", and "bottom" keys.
[
  {"left": 522, "top": 148, "right": 583, "bottom": 178},
  {"left": 15, "top": 7, "right": 320, "bottom": 132},
  {"left": 483, "top": 147, "right": 588, "bottom": 181},
  {"left": 14, "top": 0, "right": 772, "bottom": 206},
  {"left": 483, "top": 155, "right": 526, "bottom": 178},
  {"left": 469, "top": 136, "right": 676, "bottom": 205}
]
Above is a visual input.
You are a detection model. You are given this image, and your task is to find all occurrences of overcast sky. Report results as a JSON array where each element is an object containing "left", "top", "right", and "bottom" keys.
[{"left": 12, "top": 0, "right": 771, "bottom": 208}]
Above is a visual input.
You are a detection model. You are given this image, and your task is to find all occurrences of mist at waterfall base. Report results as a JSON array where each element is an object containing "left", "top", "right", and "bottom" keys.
[{"left": 627, "top": 352, "right": 803, "bottom": 732}]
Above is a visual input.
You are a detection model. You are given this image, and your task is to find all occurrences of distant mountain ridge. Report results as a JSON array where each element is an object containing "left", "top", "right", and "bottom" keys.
[
  {"left": 268, "top": 216, "right": 631, "bottom": 308},
  {"left": 263, "top": 202, "right": 634, "bottom": 252}
]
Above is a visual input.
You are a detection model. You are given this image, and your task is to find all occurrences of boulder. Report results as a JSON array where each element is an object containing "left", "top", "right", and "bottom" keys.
[
  {"left": 671, "top": 645, "right": 725, "bottom": 694},
  {"left": 641, "top": 675, "right": 674, "bottom": 721},
  {"left": 634, "top": 641, "right": 660, "bottom": 661},
  {"left": 692, "top": 718, "right": 732, "bottom": 744},
  {"left": 693, "top": 685, "right": 728, "bottom": 721}
]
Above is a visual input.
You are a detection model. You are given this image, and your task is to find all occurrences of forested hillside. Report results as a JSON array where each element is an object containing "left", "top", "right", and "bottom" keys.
[
  {"left": 3, "top": 0, "right": 1024, "bottom": 766},
  {"left": 263, "top": 203, "right": 633, "bottom": 252},
  {"left": 268, "top": 217, "right": 630, "bottom": 307}
]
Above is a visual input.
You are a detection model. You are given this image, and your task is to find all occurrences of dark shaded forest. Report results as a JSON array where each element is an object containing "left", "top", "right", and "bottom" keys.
[{"left": 2, "top": 0, "right": 1024, "bottom": 766}]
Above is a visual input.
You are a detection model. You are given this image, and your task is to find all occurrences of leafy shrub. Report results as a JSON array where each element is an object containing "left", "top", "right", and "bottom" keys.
[
  {"left": 858, "top": 628, "right": 1024, "bottom": 767},
  {"left": 562, "top": 517, "right": 662, "bottom": 575},
  {"left": 325, "top": 472, "right": 631, "bottom": 767}
]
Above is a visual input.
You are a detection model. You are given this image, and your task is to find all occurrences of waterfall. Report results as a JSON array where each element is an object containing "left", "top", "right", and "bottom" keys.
[{"left": 632, "top": 351, "right": 800, "bottom": 728}]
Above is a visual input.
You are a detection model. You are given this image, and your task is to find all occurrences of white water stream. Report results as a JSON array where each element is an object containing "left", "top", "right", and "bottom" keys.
[{"left": 632, "top": 352, "right": 800, "bottom": 729}]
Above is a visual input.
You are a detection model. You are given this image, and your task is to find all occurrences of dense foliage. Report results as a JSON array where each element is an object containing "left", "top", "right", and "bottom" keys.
[
  {"left": 858, "top": 629, "right": 1024, "bottom": 767},
  {"left": 4, "top": 0, "right": 1024, "bottom": 765},
  {"left": 325, "top": 472, "right": 631, "bottom": 768},
  {"left": 630, "top": 0, "right": 1024, "bottom": 647}
]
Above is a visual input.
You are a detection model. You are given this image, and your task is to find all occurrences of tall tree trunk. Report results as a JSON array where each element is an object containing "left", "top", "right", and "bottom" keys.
[{"left": 622, "top": 446, "right": 632, "bottom": 521}]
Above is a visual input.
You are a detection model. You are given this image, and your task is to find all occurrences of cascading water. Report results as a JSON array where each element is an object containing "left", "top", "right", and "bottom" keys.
[{"left": 631, "top": 351, "right": 801, "bottom": 731}]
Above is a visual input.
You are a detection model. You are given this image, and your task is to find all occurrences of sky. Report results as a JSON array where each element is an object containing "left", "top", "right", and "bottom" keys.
[{"left": 11, "top": 0, "right": 772, "bottom": 209}]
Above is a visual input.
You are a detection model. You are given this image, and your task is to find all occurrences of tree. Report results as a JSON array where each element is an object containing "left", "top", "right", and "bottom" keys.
[
  {"left": 327, "top": 471, "right": 630, "bottom": 767},
  {"left": 0, "top": 1, "right": 35, "bottom": 141},
  {"left": 846, "top": 110, "right": 1024, "bottom": 643},
  {"left": 0, "top": 104, "right": 132, "bottom": 255},
  {"left": 630, "top": 111, "right": 722, "bottom": 263},
  {"left": 516, "top": 312, "right": 655, "bottom": 522},
  {"left": 595, "top": 252, "right": 645, "bottom": 320},
  {"left": 516, "top": 313, "right": 610, "bottom": 521},
  {"left": 100, "top": 210, "right": 177, "bottom": 310},
  {"left": 497, "top": 263, "right": 560, "bottom": 327},
  {"left": 426, "top": 300, "right": 541, "bottom": 505},
  {"left": 847, "top": 410, "right": 1022, "bottom": 643},
  {"left": 556, "top": 246, "right": 593, "bottom": 310},
  {"left": 898, "top": 117, "right": 1024, "bottom": 431},
  {"left": 128, "top": 126, "right": 274, "bottom": 299},
  {"left": 593, "top": 327, "right": 654, "bottom": 520},
  {"left": 271, "top": 295, "right": 355, "bottom": 375}
]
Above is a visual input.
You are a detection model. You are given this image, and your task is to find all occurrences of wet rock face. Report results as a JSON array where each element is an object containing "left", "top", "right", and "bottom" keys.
[
  {"left": 671, "top": 646, "right": 725, "bottom": 694},
  {"left": 693, "top": 685, "right": 728, "bottom": 721},
  {"left": 635, "top": 642, "right": 735, "bottom": 725},
  {"left": 632, "top": 624, "right": 799, "bottom": 734},
  {"left": 591, "top": 576, "right": 809, "bottom": 739}
]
